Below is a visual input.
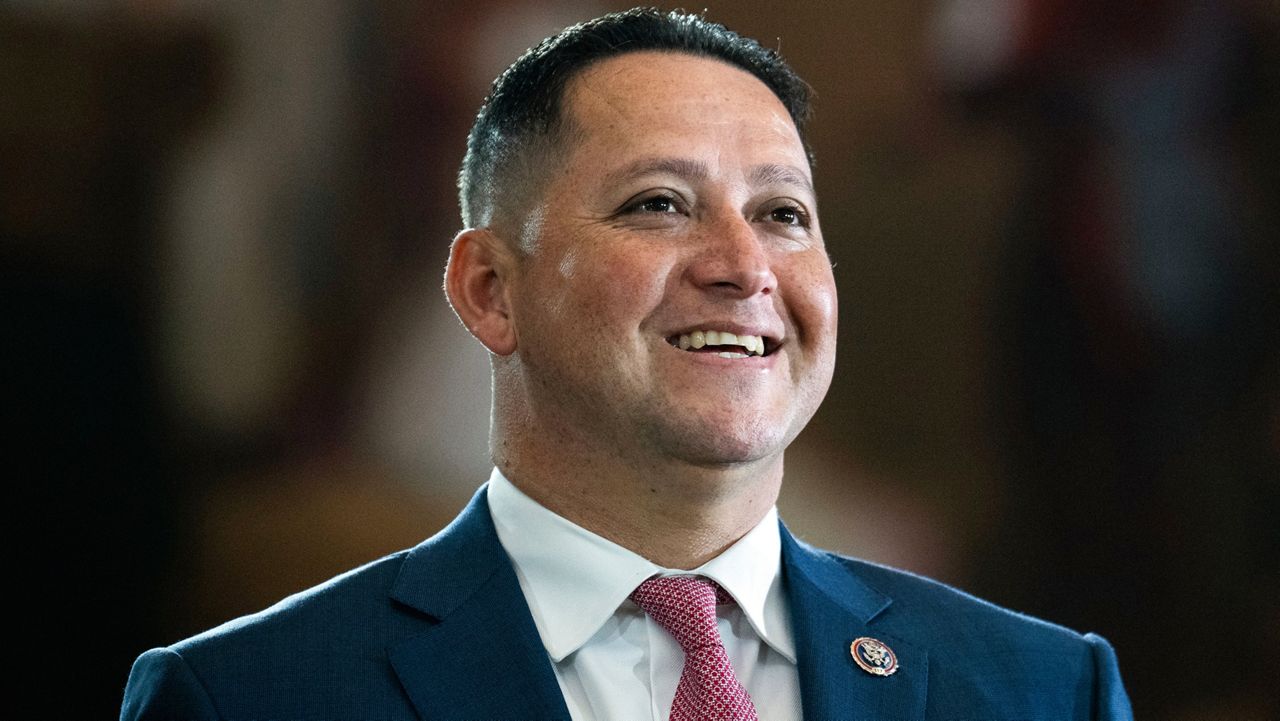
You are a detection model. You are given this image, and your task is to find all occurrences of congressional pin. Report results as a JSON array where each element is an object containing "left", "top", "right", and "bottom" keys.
[{"left": 850, "top": 636, "right": 899, "bottom": 677}]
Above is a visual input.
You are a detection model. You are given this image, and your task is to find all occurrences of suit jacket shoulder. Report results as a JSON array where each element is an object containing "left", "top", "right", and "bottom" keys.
[
  {"left": 781, "top": 531, "right": 1132, "bottom": 720},
  {"left": 122, "top": 488, "right": 570, "bottom": 721},
  {"left": 123, "top": 549, "right": 425, "bottom": 720}
]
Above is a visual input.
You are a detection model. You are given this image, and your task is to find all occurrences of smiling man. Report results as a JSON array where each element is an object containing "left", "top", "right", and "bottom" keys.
[{"left": 122, "top": 9, "right": 1132, "bottom": 720}]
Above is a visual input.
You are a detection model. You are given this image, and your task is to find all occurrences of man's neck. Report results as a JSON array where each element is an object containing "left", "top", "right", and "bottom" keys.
[{"left": 496, "top": 449, "right": 784, "bottom": 570}]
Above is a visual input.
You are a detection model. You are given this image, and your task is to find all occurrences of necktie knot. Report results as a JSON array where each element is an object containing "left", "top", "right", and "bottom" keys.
[{"left": 629, "top": 576, "right": 728, "bottom": 652}]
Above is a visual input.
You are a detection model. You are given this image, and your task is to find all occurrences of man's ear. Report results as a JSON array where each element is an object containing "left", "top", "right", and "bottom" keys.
[{"left": 444, "top": 228, "right": 519, "bottom": 356}]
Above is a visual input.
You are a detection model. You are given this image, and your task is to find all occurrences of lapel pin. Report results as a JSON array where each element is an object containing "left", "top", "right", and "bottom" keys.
[{"left": 850, "top": 636, "right": 899, "bottom": 677}]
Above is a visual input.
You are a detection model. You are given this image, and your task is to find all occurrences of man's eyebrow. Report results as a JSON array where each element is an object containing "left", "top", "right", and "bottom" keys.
[
  {"left": 598, "top": 157, "right": 814, "bottom": 196},
  {"left": 749, "top": 163, "right": 814, "bottom": 196},
  {"left": 600, "top": 157, "right": 710, "bottom": 188}
]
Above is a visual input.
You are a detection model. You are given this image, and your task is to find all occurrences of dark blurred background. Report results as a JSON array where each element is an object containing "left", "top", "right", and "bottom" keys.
[{"left": 3, "top": 0, "right": 1277, "bottom": 718}]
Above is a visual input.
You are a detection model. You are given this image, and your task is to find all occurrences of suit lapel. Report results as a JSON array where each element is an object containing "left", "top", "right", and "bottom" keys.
[
  {"left": 387, "top": 487, "right": 571, "bottom": 721},
  {"left": 782, "top": 524, "right": 929, "bottom": 720}
]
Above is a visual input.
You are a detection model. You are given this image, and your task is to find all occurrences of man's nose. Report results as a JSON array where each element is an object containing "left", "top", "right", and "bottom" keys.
[{"left": 685, "top": 214, "right": 778, "bottom": 298}]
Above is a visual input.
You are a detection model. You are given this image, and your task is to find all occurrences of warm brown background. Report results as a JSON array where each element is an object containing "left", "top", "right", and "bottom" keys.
[{"left": 4, "top": 1, "right": 1277, "bottom": 718}]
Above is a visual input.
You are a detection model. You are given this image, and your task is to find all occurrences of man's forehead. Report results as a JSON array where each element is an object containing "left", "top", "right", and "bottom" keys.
[
  {"left": 563, "top": 51, "right": 793, "bottom": 123},
  {"left": 556, "top": 51, "right": 807, "bottom": 166}
]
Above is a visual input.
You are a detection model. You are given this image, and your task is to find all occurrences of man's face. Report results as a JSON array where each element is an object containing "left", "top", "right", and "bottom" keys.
[{"left": 505, "top": 51, "right": 837, "bottom": 469}]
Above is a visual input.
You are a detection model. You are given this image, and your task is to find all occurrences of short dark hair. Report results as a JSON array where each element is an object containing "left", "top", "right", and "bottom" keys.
[{"left": 457, "top": 7, "right": 814, "bottom": 232}]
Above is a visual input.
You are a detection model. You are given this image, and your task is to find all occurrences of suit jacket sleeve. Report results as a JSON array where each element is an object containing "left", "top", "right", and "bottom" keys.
[
  {"left": 121, "top": 648, "right": 221, "bottom": 721},
  {"left": 1086, "top": 633, "right": 1133, "bottom": 720}
]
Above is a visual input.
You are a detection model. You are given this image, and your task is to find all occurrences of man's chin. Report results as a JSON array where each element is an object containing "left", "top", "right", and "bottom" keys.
[{"left": 650, "top": 423, "right": 792, "bottom": 470}]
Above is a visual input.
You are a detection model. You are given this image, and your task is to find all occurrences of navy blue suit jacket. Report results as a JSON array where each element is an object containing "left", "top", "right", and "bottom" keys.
[{"left": 122, "top": 487, "right": 1132, "bottom": 720}]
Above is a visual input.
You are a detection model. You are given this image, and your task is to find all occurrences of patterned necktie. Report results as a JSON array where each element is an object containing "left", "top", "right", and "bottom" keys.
[{"left": 630, "top": 576, "right": 760, "bottom": 721}]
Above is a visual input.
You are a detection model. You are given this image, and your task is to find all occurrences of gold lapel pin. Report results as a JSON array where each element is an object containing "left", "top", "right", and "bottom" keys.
[{"left": 850, "top": 636, "right": 899, "bottom": 676}]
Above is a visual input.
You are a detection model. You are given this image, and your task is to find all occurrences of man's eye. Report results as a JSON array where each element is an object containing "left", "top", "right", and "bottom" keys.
[
  {"left": 768, "top": 205, "right": 809, "bottom": 227},
  {"left": 634, "top": 195, "right": 679, "bottom": 213}
]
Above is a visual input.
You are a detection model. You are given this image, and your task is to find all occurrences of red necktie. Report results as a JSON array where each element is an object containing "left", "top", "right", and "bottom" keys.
[{"left": 630, "top": 576, "right": 760, "bottom": 721}]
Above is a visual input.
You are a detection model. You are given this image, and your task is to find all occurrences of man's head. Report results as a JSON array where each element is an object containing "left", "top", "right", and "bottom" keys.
[
  {"left": 446, "top": 9, "right": 836, "bottom": 485},
  {"left": 458, "top": 7, "right": 814, "bottom": 236}
]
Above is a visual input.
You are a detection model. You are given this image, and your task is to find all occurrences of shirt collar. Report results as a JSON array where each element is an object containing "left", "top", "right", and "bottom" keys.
[{"left": 486, "top": 468, "right": 795, "bottom": 663}]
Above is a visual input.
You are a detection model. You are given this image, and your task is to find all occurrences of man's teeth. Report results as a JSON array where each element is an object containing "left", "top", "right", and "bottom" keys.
[{"left": 674, "top": 330, "right": 765, "bottom": 356}]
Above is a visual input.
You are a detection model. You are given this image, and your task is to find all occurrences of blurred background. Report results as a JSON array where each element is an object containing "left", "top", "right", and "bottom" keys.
[{"left": 3, "top": 0, "right": 1277, "bottom": 717}]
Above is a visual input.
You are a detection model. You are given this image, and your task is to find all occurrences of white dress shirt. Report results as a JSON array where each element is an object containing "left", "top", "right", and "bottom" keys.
[{"left": 487, "top": 468, "right": 803, "bottom": 721}]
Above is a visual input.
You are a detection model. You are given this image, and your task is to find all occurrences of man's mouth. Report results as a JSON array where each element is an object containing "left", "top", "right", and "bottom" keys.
[{"left": 665, "top": 330, "right": 776, "bottom": 359}]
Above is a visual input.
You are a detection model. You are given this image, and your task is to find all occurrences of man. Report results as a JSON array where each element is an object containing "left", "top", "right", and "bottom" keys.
[{"left": 122, "top": 9, "right": 1132, "bottom": 720}]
